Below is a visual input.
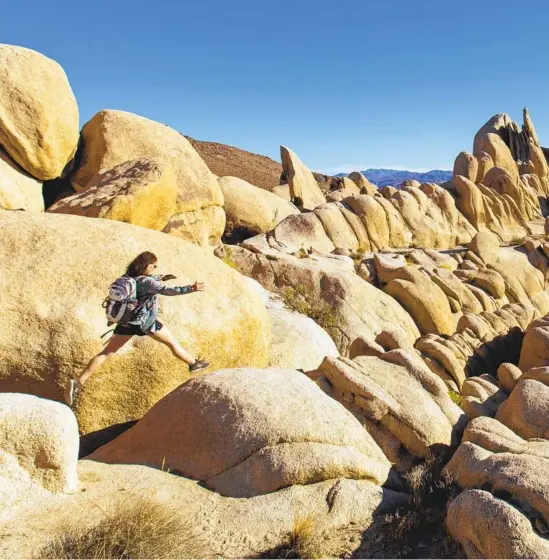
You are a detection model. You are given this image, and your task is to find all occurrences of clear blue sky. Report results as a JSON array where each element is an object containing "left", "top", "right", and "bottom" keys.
[{"left": 2, "top": 0, "right": 548, "bottom": 173}]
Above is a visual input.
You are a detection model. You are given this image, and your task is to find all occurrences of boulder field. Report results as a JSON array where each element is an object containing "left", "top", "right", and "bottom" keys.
[{"left": 2, "top": 42, "right": 549, "bottom": 558}]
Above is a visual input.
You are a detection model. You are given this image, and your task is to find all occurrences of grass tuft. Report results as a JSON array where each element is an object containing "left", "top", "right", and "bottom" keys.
[
  {"left": 281, "top": 285, "right": 339, "bottom": 339},
  {"left": 38, "top": 495, "right": 205, "bottom": 559},
  {"left": 448, "top": 390, "right": 463, "bottom": 407}
]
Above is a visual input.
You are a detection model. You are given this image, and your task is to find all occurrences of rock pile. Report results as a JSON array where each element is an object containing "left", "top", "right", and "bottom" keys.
[{"left": 2, "top": 42, "right": 549, "bottom": 559}]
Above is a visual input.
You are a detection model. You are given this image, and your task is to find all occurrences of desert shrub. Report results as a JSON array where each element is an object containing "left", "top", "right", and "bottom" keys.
[
  {"left": 373, "top": 451, "right": 464, "bottom": 559},
  {"left": 281, "top": 285, "right": 338, "bottom": 339},
  {"left": 261, "top": 515, "right": 327, "bottom": 559},
  {"left": 38, "top": 495, "right": 205, "bottom": 559},
  {"left": 448, "top": 390, "right": 462, "bottom": 407}
]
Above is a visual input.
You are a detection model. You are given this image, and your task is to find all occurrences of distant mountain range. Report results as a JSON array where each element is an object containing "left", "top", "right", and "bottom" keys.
[{"left": 337, "top": 168, "right": 452, "bottom": 188}]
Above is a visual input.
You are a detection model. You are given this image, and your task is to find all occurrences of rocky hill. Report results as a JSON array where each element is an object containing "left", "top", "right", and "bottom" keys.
[
  {"left": 3, "top": 43, "right": 549, "bottom": 560},
  {"left": 187, "top": 136, "right": 333, "bottom": 192}
]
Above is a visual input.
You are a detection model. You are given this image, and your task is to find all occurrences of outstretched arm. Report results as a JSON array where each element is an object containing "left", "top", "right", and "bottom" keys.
[{"left": 140, "top": 276, "right": 205, "bottom": 296}]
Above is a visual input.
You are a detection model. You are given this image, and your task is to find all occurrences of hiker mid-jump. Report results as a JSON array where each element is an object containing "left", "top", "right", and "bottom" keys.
[{"left": 64, "top": 251, "right": 209, "bottom": 405}]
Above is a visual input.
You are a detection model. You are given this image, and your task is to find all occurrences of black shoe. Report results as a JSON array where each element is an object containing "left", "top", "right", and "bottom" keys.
[{"left": 189, "top": 359, "right": 210, "bottom": 373}]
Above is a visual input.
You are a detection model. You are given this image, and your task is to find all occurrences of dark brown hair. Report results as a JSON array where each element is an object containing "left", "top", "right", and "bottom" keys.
[{"left": 126, "top": 251, "right": 158, "bottom": 277}]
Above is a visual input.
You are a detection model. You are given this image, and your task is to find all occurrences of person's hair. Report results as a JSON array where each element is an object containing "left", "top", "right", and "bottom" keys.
[{"left": 126, "top": 251, "right": 158, "bottom": 277}]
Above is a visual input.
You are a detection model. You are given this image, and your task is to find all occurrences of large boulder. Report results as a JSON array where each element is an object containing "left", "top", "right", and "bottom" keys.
[
  {"left": 447, "top": 489, "right": 549, "bottom": 559},
  {"left": 0, "top": 44, "right": 79, "bottom": 180},
  {"left": 461, "top": 374, "right": 507, "bottom": 419},
  {"left": 311, "top": 351, "right": 466, "bottom": 466},
  {"left": 519, "top": 313, "right": 549, "bottom": 371},
  {"left": 495, "top": 379, "right": 549, "bottom": 439},
  {"left": 268, "top": 305, "right": 339, "bottom": 371},
  {"left": 71, "top": 110, "right": 224, "bottom": 247},
  {"left": 0, "top": 393, "right": 78, "bottom": 493},
  {"left": 218, "top": 175, "right": 299, "bottom": 238},
  {"left": 0, "top": 148, "right": 43, "bottom": 211},
  {"left": 48, "top": 158, "right": 177, "bottom": 230},
  {"left": 0, "top": 212, "right": 270, "bottom": 434},
  {"left": 348, "top": 171, "right": 377, "bottom": 196},
  {"left": 445, "top": 416, "right": 549, "bottom": 556},
  {"left": 280, "top": 146, "right": 326, "bottom": 211},
  {"left": 89, "top": 368, "right": 393, "bottom": 498},
  {"left": 453, "top": 151, "right": 478, "bottom": 182}
]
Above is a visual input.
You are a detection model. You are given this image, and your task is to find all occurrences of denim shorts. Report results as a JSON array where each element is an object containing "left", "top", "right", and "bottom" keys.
[{"left": 114, "top": 320, "right": 163, "bottom": 337}]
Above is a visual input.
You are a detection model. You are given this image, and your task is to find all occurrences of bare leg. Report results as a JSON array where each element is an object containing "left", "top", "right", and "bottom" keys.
[
  {"left": 148, "top": 325, "right": 195, "bottom": 365},
  {"left": 78, "top": 334, "right": 134, "bottom": 385}
]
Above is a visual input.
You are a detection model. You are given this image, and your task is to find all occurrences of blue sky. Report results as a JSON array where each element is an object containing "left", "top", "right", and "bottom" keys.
[{"left": 2, "top": 0, "right": 548, "bottom": 173}]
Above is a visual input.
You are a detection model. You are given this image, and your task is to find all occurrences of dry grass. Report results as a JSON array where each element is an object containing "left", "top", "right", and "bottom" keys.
[
  {"left": 371, "top": 451, "right": 464, "bottom": 559},
  {"left": 262, "top": 515, "right": 328, "bottom": 559},
  {"left": 38, "top": 495, "right": 205, "bottom": 559}
]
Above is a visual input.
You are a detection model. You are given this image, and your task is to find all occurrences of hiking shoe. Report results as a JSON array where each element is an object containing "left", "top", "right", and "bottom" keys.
[
  {"left": 189, "top": 359, "right": 210, "bottom": 373},
  {"left": 64, "top": 379, "right": 82, "bottom": 406}
]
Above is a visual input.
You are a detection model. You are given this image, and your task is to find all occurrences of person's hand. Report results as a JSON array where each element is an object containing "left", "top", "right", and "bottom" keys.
[
  {"left": 162, "top": 274, "right": 177, "bottom": 281},
  {"left": 192, "top": 281, "right": 205, "bottom": 292}
]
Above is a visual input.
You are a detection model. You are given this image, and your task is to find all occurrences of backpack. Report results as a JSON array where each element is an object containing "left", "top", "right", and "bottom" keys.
[{"left": 102, "top": 275, "right": 140, "bottom": 325}]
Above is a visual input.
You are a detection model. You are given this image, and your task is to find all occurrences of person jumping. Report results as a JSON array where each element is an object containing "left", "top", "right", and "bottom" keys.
[{"left": 64, "top": 251, "right": 209, "bottom": 406}]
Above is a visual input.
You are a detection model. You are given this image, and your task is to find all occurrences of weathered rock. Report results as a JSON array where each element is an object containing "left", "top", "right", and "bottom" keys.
[
  {"left": 447, "top": 489, "right": 549, "bottom": 559},
  {"left": 268, "top": 211, "right": 335, "bottom": 253},
  {"left": 469, "top": 231, "right": 549, "bottom": 316},
  {"left": 71, "top": 110, "right": 224, "bottom": 247},
  {"left": 445, "top": 416, "right": 549, "bottom": 537},
  {"left": 268, "top": 304, "right": 339, "bottom": 371},
  {"left": 416, "top": 304, "right": 536, "bottom": 389},
  {"left": 0, "top": 148, "right": 43, "bottom": 211},
  {"left": 311, "top": 351, "right": 466, "bottom": 466},
  {"left": 218, "top": 175, "right": 298, "bottom": 238},
  {"left": 495, "top": 379, "right": 549, "bottom": 439},
  {"left": 475, "top": 150, "right": 493, "bottom": 182},
  {"left": 348, "top": 171, "right": 377, "bottom": 196},
  {"left": 373, "top": 253, "right": 407, "bottom": 285},
  {"left": 227, "top": 244, "right": 420, "bottom": 355},
  {"left": 379, "top": 185, "right": 397, "bottom": 198},
  {"left": 1, "top": 459, "right": 408, "bottom": 560},
  {"left": 0, "top": 44, "right": 79, "bottom": 180},
  {"left": 48, "top": 159, "right": 177, "bottom": 230},
  {"left": 0, "top": 393, "right": 78, "bottom": 493},
  {"left": 0, "top": 212, "right": 270, "bottom": 435},
  {"left": 326, "top": 178, "right": 361, "bottom": 202},
  {"left": 89, "top": 368, "right": 393, "bottom": 497},
  {"left": 453, "top": 151, "right": 478, "bottom": 182},
  {"left": 280, "top": 146, "right": 326, "bottom": 211},
  {"left": 162, "top": 205, "right": 226, "bottom": 249},
  {"left": 476, "top": 133, "right": 519, "bottom": 184},
  {"left": 270, "top": 183, "right": 291, "bottom": 201},
  {"left": 384, "top": 266, "right": 458, "bottom": 336},
  {"left": 454, "top": 175, "right": 530, "bottom": 243},
  {"left": 400, "top": 179, "right": 421, "bottom": 188},
  {"left": 461, "top": 374, "right": 507, "bottom": 419},
  {"left": 519, "top": 313, "right": 549, "bottom": 371},
  {"left": 497, "top": 362, "right": 522, "bottom": 393}
]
